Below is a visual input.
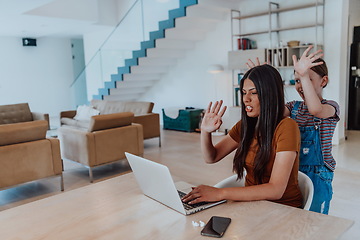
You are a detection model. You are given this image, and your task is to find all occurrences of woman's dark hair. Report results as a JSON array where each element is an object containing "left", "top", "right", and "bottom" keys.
[{"left": 233, "top": 64, "right": 284, "bottom": 184}]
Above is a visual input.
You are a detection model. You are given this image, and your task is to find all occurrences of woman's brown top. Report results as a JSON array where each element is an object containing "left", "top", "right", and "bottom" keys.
[{"left": 229, "top": 117, "right": 303, "bottom": 208}]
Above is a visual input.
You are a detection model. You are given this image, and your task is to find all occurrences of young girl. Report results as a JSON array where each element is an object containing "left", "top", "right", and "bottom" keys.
[
  {"left": 284, "top": 46, "right": 340, "bottom": 214},
  {"left": 182, "top": 64, "right": 303, "bottom": 208}
]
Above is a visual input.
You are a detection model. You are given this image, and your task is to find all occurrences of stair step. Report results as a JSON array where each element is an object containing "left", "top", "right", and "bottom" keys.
[
  {"left": 165, "top": 28, "right": 207, "bottom": 41},
  {"left": 155, "top": 39, "right": 196, "bottom": 49},
  {"left": 140, "top": 40, "right": 156, "bottom": 50},
  {"left": 180, "top": 0, "right": 198, "bottom": 8},
  {"left": 149, "top": 30, "right": 165, "bottom": 41},
  {"left": 168, "top": 7, "right": 186, "bottom": 21},
  {"left": 185, "top": 5, "right": 227, "bottom": 21},
  {"left": 123, "top": 73, "right": 162, "bottom": 81},
  {"left": 198, "top": 0, "right": 239, "bottom": 11},
  {"left": 125, "top": 58, "right": 139, "bottom": 68},
  {"left": 110, "top": 87, "right": 149, "bottom": 95},
  {"left": 146, "top": 48, "right": 187, "bottom": 58},
  {"left": 175, "top": 16, "right": 218, "bottom": 31},
  {"left": 116, "top": 66, "right": 130, "bottom": 74},
  {"left": 158, "top": 19, "right": 175, "bottom": 32},
  {"left": 132, "top": 49, "right": 147, "bottom": 59},
  {"left": 105, "top": 81, "right": 116, "bottom": 89},
  {"left": 130, "top": 65, "right": 169, "bottom": 74},
  {"left": 138, "top": 57, "right": 178, "bottom": 66},
  {"left": 115, "top": 80, "right": 156, "bottom": 88},
  {"left": 104, "top": 93, "right": 142, "bottom": 101},
  {"left": 93, "top": 94, "right": 103, "bottom": 100},
  {"left": 98, "top": 88, "right": 110, "bottom": 96}
]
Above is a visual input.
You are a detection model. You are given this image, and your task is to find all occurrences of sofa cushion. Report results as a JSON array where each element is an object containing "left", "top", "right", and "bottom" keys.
[
  {"left": 74, "top": 105, "right": 100, "bottom": 121},
  {"left": 100, "top": 101, "right": 126, "bottom": 114},
  {"left": 122, "top": 102, "right": 154, "bottom": 115},
  {"left": 0, "top": 103, "right": 33, "bottom": 125},
  {"left": 90, "top": 100, "right": 154, "bottom": 116},
  {"left": 90, "top": 100, "right": 109, "bottom": 113},
  {"left": 0, "top": 120, "right": 47, "bottom": 146}
]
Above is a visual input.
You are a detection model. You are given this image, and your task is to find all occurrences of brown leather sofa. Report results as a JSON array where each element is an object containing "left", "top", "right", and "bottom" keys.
[
  {"left": 0, "top": 120, "right": 63, "bottom": 191},
  {"left": 60, "top": 100, "right": 161, "bottom": 146},
  {"left": 58, "top": 112, "right": 144, "bottom": 182},
  {"left": 0, "top": 103, "right": 50, "bottom": 129}
]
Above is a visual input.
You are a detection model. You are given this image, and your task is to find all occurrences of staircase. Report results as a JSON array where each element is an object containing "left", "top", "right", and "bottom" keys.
[{"left": 93, "top": 0, "right": 238, "bottom": 101}]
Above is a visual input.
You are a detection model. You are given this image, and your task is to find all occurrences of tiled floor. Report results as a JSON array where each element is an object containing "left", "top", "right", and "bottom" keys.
[{"left": 329, "top": 130, "right": 360, "bottom": 239}]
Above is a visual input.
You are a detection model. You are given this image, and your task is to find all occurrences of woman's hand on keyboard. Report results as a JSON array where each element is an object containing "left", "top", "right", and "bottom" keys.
[{"left": 181, "top": 185, "right": 224, "bottom": 204}]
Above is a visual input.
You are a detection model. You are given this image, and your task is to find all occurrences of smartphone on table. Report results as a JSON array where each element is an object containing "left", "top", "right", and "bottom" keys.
[{"left": 200, "top": 216, "right": 231, "bottom": 238}]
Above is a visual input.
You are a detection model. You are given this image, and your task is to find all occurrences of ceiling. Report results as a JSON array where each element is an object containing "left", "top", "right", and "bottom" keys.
[
  {"left": 0, "top": 0, "right": 118, "bottom": 38},
  {"left": 0, "top": 0, "right": 235, "bottom": 39}
]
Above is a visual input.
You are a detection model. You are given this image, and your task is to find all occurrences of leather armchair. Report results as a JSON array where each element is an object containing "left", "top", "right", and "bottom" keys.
[
  {"left": 0, "top": 103, "right": 50, "bottom": 129},
  {"left": 60, "top": 100, "right": 161, "bottom": 146},
  {"left": 0, "top": 120, "right": 63, "bottom": 191},
  {"left": 58, "top": 112, "right": 144, "bottom": 182}
]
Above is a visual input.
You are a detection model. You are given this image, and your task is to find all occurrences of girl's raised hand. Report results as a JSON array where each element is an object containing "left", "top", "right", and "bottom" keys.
[
  {"left": 201, "top": 100, "right": 227, "bottom": 133},
  {"left": 246, "top": 57, "right": 261, "bottom": 69},
  {"left": 292, "top": 45, "right": 324, "bottom": 76},
  {"left": 246, "top": 57, "right": 267, "bottom": 69}
]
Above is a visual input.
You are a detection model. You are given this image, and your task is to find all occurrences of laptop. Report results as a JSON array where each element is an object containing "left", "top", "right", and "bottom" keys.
[{"left": 125, "top": 152, "right": 226, "bottom": 215}]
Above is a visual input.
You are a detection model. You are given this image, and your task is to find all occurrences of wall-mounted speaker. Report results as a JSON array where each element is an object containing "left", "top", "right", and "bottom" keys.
[{"left": 22, "top": 38, "right": 37, "bottom": 46}]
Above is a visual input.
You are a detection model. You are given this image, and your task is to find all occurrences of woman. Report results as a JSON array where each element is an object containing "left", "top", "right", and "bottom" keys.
[{"left": 182, "top": 64, "right": 303, "bottom": 208}]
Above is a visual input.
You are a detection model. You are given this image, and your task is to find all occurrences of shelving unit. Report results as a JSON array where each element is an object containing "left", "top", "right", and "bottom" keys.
[
  {"left": 266, "top": 45, "right": 321, "bottom": 68},
  {"left": 232, "top": 2, "right": 323, "bottom": 38},
  {"left": 228, "top": 0, "right": 324, "bottom": 106}
]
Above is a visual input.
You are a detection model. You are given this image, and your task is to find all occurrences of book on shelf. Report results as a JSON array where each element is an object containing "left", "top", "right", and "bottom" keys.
[
  {"left": 234, "top": 73, "right": 244, "bottom": 106},
  {"left": 238, "top": 73, "right": 244, "bottom": 85},
  {"left": 237, "top": 38, "right": 257, "bottom": 50},
  {"left": 234, "top": 87, "right": 240, "bottom": 107}
]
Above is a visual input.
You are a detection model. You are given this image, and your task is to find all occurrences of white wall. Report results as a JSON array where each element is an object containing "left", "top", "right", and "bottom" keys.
[
  {"left": 323, "top": 0, "right": 349, "bottom": 144},
  {"left": 71, "top": 38, "right": 88, "bottom": 107},
  {"left": 0, "top": 37, "right": 74, "bottom": 125}
]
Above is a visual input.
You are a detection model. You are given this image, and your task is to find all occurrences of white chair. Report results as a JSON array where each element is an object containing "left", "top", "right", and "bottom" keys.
[
  {"left": 298, "top": 171, "right": 314, "bottom": 210},
  {"left": 213, "top": 173, "right": 245, "bottom": 188},
  {"left": 214, "top": 171, "right": 314, "bottom": 210}
]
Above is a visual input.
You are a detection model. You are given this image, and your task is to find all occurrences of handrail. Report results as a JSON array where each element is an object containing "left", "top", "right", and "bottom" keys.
[{"left": 70, "top": 0, "right": 141, "bottom": 87}]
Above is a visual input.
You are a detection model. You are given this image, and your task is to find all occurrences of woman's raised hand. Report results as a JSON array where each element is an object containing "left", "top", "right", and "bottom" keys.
[
  {"left": 292, "top": 45, "right": 324, "bottom": 76},
  {"left": 201, "top": 100, "right": 227, "bottom": 133}
]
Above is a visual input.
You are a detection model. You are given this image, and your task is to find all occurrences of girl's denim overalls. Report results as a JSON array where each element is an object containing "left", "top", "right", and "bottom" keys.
[{"left": 291, "top": 102, "right": 334, "bottom": 214}]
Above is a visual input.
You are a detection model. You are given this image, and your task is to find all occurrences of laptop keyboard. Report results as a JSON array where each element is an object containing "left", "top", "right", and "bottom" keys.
[{"left": 177, "top": 190, "right": 209, "bottom": 210}]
